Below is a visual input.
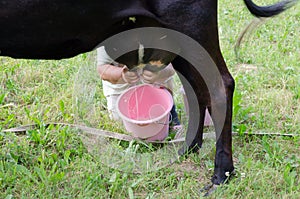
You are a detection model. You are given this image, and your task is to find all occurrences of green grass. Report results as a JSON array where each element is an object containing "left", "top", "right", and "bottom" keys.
[{"left": 1, "top": 0, "right": 299, "bottom": 198}]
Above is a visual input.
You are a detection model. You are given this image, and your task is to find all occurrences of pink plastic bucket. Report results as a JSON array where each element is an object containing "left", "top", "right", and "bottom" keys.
[{"left": 117, "top": 84, "right": 173, "bottom": 141}]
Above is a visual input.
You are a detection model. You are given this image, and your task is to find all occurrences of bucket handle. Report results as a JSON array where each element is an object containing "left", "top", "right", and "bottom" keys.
[
  {"left": 135, "top": 113, "right": 171, "bottom": 126},
  {"left": 153, "top": 112, "right": 172, "bottom": 125}
]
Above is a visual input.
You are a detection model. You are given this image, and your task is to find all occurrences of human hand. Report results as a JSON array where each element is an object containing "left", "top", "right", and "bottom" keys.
[
  {"left": 121, "top": 66, "right": 139, "bottom": 84},
  {"left": 142, "top": 63, "right": 175, "bottom": 84},
  {"left": 141, "top": 69, "right": 161, "bottom": 84}
]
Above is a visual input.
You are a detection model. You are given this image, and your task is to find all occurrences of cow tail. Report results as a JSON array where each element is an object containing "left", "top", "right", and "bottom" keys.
[{"left": 243, "top": 0, "right": 298, "bottom": 18}]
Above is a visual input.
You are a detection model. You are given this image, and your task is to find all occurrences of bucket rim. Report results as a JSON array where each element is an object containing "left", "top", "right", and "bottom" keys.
[{"left": 116, "top": 84, "right": 173, "bottom": 124}]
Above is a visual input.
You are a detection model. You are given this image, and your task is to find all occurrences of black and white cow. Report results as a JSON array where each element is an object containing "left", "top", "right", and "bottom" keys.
[{"left": 0, "top": 0, "right": 296, "bottom": 193}]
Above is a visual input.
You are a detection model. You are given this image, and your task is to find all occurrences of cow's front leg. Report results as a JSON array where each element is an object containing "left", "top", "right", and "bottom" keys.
[
  {"left": 178, "top": 104, "right": 206, "bottom": 155},
  {"left": 173, "top": 60, "right": 208, "bottom": 155}
]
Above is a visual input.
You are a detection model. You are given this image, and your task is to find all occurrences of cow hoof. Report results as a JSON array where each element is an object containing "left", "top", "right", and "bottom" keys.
[
  {"left": 178, "top": 145, "right": 188, "bottom": 156},
  {"left": 200, "top": 183, "right": 219, "bottom": 197},
  {"left": 178, "top": 144, "right": 201, "bottom": 156}
]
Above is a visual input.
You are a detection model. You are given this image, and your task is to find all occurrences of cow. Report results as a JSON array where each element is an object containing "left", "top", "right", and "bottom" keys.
[{"left": 0, "top": 0, "right": 296, "bottom": 194}]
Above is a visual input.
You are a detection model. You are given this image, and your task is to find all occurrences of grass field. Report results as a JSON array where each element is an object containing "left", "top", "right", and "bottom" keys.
[{"left": 1, "top": 0, "right": 299, "bottom": 198}]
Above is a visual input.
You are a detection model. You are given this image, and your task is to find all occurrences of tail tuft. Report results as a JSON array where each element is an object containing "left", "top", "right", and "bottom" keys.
[{"left": 243, "top": 0, "right": 298, "bottom": 18}]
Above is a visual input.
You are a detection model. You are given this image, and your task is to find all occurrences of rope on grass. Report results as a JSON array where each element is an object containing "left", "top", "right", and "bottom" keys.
[
  {"left": 3, "top": 123, "right": 298, "bottom": 175},
  {"left": 2, "top": 122, "right": 298, "bottom": 144}
]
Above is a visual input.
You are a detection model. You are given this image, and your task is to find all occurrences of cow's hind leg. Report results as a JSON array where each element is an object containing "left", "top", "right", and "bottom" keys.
[
  {"left": 174, "top": 50, "right": 235, "bottom": 196},
  {"left": 205, "top": 54, "right": 235, "bottom": 194}
]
